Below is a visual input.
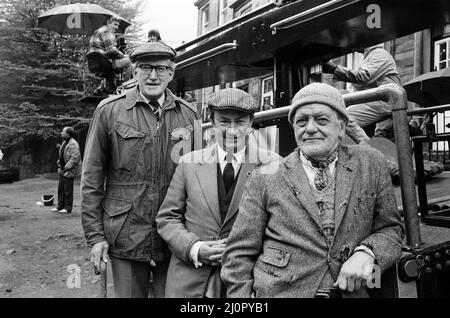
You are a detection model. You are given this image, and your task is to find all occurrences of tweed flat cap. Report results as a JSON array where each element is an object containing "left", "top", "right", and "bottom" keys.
[
  {"left": 288, "top": 82, "right": 349, "bottom": 124},
  {"left": 207, "top": 88, "right": 258, "bottom": 114},
  {"left": 130, "top": 41, "right": 176, "bottom": 62}
]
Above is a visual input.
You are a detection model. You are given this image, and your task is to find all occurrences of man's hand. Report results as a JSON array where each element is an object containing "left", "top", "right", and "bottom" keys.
[
  {"left": 334, "top": 251, "right": 375, "bottom": 292},
  {"left": 198, "top": 239, "right": 227, "bottom": 266},
  {"left": 91, "top": 241, "right": 109, "bottom": 275},
  {"left": 321, "top": 61, "right": 337, "bottom": 74}
]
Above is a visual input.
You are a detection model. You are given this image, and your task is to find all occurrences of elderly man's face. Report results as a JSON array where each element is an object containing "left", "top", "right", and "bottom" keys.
[
  {"left": 212, "top": 110, "right": 253, "bottom": 153},
  {"left": 135, "top": 57, "right": 174, "bottom": 100},
  {"left": 292, "top": 104, "right": 345, "bottom": 160}
]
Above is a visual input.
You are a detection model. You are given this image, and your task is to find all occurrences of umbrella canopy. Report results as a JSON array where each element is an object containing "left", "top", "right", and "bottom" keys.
[
  {"left": 37, "top": 3, "right": 131, "bottom": 36},
  {"left": 403, "top": 67, "right": 450, "bottom": 107}
]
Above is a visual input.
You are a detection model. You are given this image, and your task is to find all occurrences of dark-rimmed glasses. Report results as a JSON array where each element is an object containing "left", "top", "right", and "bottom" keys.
[{"left": 137, "top": 64, "right": 173, "bottom": 76}]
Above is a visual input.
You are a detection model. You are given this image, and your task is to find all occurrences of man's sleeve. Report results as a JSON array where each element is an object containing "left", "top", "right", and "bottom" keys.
[
  {"left": 360, "top": 156, "right": 405, "bottom": 271},
  {"left": 221, "top": 170, "right": 268, "bottom": 298},
  {"left": 156, "top": 162, "right": 201, "bottom": 263},
  {"left": 80, "top": 106, "right": 109, "bottom": 247},
  {"left": 333, "top": 50, "right": 389, "bottom": 85}
]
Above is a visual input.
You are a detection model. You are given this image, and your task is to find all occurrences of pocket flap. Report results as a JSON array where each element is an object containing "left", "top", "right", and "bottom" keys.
[
  {"left": 114, "top": 122, "right": 145, "bottom": 139},
  {"left": 102, "top": 197, "right": 132, "bottom": 217},
  {"left": 260, "top": 247, "right": 291, "bottom": 267}
]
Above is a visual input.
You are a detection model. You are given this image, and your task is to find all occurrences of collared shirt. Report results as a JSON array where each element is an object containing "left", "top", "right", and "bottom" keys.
[
  {"left": 89, "top": 25, "right": 123, "bottom": 59},
  {"left": 139, "top": 89, "right": 166, "bottom": 117},
  {"left": 216, "top": 144, "right": 246, "bottom": 178}
]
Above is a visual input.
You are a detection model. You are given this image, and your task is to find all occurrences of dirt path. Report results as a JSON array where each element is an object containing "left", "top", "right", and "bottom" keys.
[{"left": 0, "top": 174, "right": 113, "bottom": 298}]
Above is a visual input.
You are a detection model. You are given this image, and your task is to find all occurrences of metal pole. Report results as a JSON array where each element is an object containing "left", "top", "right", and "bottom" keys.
[{"left": 380, "top": 84, "right": 422, "bottom": 249}]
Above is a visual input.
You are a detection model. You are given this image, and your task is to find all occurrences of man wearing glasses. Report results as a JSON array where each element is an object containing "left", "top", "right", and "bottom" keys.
[{"left": 81, "top": 41, "right": 199, "bottom": 297}]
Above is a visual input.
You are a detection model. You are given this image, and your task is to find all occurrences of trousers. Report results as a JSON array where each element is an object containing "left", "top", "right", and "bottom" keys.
[
  {"left": 57, "top": 175, "right": 74, "bottom": 212},
  {"left": 345, "top": 100, "right": 394, "bottom": 143},
  {"left": 110, "top": 256, "right": 169, "bottom": 298}
]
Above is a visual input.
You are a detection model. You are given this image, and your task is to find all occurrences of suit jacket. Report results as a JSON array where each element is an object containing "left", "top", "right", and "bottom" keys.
[
  {"left": 156, "top": 143, "right": 281, "bottom": 298},
  {"left": 221, "top": 144, "right": 404, "bottom": 298},
  {"left": 57, "top": 138, "right": 81, "bottom": 178}
]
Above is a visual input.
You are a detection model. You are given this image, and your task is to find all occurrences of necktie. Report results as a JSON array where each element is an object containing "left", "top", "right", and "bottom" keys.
[
  {"left": 149, "top": 100, "right": 160, "bottom": 121},
  {"left": 223, "top": 154, "right": 235, "bottom": 193},
  {"left": 303, "top": 151, "right": 338, "bottom": 191}
]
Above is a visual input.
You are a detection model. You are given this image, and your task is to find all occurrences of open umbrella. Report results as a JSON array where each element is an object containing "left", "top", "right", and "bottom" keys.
[
  {"left": 37, "top": 2, "right": 131, "bottom": 36},
  {"left": 403, "top": 67, "right": 450, "bottom": 107}
]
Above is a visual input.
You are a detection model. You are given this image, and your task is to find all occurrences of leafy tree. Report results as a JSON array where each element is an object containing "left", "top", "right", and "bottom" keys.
[{"left": 0, "top": 0, "right": 146, "bottom": 177}]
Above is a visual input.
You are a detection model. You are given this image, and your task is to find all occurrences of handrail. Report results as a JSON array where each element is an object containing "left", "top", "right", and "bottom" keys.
[
  {"left": 270, "top": 0, "right": 360, "bottom": 34},
  {"left": 201, "top": 84, "right": 422, "bottom": 249},
  {"left": 177, "top": 41, "right": 238, "bottom": 70}
]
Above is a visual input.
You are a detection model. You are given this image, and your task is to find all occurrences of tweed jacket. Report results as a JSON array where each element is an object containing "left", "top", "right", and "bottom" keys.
[
  {"left": 156, "top": 143, "right": 281, "bottom": 298},
  {"left": 57, "top": 137, "right": 81, "bottom": 179},
  {"left": 221, "top": 144, "right": 404, "bottom": 298}
]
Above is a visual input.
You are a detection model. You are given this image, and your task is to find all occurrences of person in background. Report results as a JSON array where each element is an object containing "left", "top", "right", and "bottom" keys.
[
  {"left": 148, "top": 29, "right": 162, "bottom": 42},
  {"left": 88, "top": 16, "right": 132, "bottom": 95},
  {"left": 51, "top": 126, "right": 81, "bottom": 214},
  {"left": 321, "top": 44, "right": 401, "bottom": 143}
]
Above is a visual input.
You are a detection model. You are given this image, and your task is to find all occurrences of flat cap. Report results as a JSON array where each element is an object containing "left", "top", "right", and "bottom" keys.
[
  {"left": 130, "top": 41, "right": 176, "bottom": 62},
  {"left": 207, "top": 88, "right": 258, "bottom": 114}
]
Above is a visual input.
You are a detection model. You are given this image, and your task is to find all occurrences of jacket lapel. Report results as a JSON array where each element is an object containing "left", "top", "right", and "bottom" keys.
[
  {"left": 195, "top": 145, "right": 222, "bottom": 227},
  {"left": 282, "top": 150, "right": 323, "bottom": 230},
  {"left": 334, "top": 145, "right": 358, "bottom": 234}
]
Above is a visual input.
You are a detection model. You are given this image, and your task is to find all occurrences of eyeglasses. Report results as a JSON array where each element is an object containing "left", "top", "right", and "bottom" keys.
[{"left": 137, "top": 64, "right": 173, "bottom": 76}]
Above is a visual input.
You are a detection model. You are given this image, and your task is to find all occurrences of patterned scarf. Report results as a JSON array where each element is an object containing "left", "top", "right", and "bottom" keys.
[{"left": 302, "top": 150, "right": 338, "bottom": 191}]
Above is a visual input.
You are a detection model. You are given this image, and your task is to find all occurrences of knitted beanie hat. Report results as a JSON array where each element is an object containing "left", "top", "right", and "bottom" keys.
[{"left": 287, "top": 83, "right": 349, "bottom": 124}]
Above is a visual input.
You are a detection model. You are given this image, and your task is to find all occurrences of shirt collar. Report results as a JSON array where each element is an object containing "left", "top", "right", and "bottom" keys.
[
  {"left": 139, "top": 89, "right": 165, "bottom": 108},
  {"left": 216, "top": 144, "right": 247, "bottom": 164}
]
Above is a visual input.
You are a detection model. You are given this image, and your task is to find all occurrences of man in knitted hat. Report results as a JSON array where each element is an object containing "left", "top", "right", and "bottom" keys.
[
  {"left": 81, "top": 40, "right": 199, "bottom": 297},
  {"left": 221, "top": 83, "right": 403, "bottom": 298},
  {"left": 156, "top": 88, "right": 280, "bottom": 297}
]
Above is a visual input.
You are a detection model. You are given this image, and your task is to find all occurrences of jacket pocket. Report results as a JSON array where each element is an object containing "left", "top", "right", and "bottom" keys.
[
  {"left": 113, "top": 122, "right": 145, "bottom": 172},
  {"left": 102, "top": 196, "right": 133, "bottom": 248},
  {"left": 255, "top": 247, "right": 291, "bottom": 278}
]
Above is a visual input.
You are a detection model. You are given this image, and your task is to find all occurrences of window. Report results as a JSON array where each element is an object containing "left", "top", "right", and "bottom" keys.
[
  {"left": 233, "top": 0, "right": 252, "bottom": 18},
  {"left": 219, "top": 0, "right": 228, "bottom": 26},
  {"left": 433, "top": 37, "right": 450, "bottom": 152},
  {"left": 261, "top": 76, "right": 274, "bottom": 111},
  {"left": 200, "top": 3, "right": 210, "bottom": 35},
  {"left": 435, "top": 38, "right": 450, "bottom": 71}
]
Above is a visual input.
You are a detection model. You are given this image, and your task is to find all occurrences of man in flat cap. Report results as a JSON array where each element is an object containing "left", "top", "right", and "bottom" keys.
[
  {"left": 221, "top": 83, "right": 403, "bottom": 298},
  {"left": 81, "top": 40, "right": 199, "bottom": 297},
  {"left": 156, "top": 88, "right": 280, "bottom": 297}
]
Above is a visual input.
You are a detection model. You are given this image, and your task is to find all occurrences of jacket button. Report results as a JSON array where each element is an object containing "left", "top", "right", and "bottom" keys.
[{"left": 152, "top": 221, "right": 157, "bottom": 228}]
